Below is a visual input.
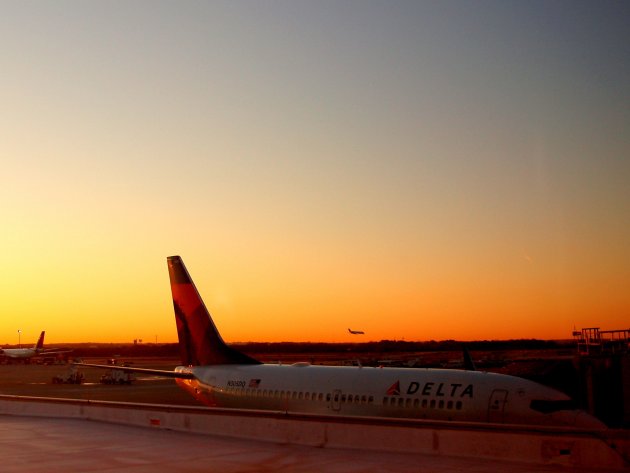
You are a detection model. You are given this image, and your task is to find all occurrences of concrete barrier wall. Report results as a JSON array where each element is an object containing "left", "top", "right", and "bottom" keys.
[{"left": 0, "top": 395, "right": 627, "bottom": 470}]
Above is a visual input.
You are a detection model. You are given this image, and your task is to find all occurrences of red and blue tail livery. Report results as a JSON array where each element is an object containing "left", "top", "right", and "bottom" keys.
[{"left": 168, "top": 256, "right": 259, "bottom": 366}]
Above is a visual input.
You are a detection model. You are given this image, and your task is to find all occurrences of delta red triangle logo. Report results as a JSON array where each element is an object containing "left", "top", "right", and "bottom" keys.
[{"left": 386, "top": 381, "right": 401, "bottom": 396}]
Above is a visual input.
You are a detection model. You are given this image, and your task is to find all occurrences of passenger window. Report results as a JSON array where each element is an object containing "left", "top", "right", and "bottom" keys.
[
  {"left": 438, "top": 400, "right": 444, "bottom": 409},
  {"left": 447, "top": 400, "right": 453, "bottom": 409},
  {"left": 397, "top": 398, "right": 404, "bottom": 407},
  {"left": 430, "top": 400, "right": 436, "bottom": 408},
  {"left": 368, "top": 396, "right": 374, "bottom": 403},
  {"left": 422, "top": 399, "right": 428, "bottom": 408},
  {"left": 326, "top": 393, "right": 331, "bottom": 402},
  {"left": 304, "top": 393, "right": 310, "bottom": 400},
  {"left": 361, "top": 395, "right": 367, "bottom": 403},
  {"left": 413, "top": 399, "right": 419, "bottom": 408},
  {"left": 456, "top": 401, "right": 462, "bottom": 410},
  {"left": 405, "top": 398, "right": 412, "bottom": 408}
]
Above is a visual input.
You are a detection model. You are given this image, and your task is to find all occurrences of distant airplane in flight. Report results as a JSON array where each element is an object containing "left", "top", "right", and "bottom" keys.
[
  {"left": 348, "top": 328, "right": 365, "bottom": 335},
  {"left": 0, "top": 331, "right": 71, "bottom": 361},
  {"left": 79, "top": 256, "right": 604, "bottom": 428}
]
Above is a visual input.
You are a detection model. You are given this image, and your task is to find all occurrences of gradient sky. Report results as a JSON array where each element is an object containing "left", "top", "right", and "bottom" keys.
[{"left": 1, "top": 1, "right": 628, "bottom": 345}]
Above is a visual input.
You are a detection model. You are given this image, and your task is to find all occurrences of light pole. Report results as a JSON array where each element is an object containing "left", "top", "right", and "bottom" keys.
[{"left": 17, "top": 329, "right": 21, "bottom": 348}]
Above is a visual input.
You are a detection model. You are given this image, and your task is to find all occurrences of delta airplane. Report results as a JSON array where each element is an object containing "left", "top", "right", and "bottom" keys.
[
  {"left": 348, "top": 328, "right": 365, "bottom": 335},
  {"left": 0, "top": 331, "right": 71, "bottom": 360},
  {"left": 79, "top": 256, "right": 604, "bottom": 429}
]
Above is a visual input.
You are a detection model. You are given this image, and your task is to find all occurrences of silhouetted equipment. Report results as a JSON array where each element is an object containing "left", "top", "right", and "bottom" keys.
[
  {"left": 100, "top": 368, "right": 135, "bottom": 385},
  {"left": 52, "top": 366, "right": 84, "bottom": 384},
  {"left": 575, "top": 327, "right": 630, "bottom": 356},
  {"left": 573, "top": 327, "right": 630, "bottom": 427}
]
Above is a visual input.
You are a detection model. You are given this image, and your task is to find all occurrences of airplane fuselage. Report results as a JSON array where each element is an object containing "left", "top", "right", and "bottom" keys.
[
  {"left": 0, "top": 348, "right": 39, "bottom": 359},
  {"left": 173, "top": 363, "right": 602, "bottom": 428}
]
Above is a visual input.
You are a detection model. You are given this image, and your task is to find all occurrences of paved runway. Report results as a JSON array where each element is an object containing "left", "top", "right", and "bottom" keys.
[{"left": 0, "top": 415, "right": 601, "bottom": 473}]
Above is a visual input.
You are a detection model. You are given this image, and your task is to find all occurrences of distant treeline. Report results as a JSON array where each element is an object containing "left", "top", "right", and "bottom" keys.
[
  {"left": 237, "top": 339, "right": 571, "bottom": 353},
  {"left": 64, "top": 338, "right": 573, "bottom": 358}
]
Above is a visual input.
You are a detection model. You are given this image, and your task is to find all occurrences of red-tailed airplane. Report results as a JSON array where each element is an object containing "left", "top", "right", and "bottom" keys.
[
  {"left": 79, "top": 256, "right": 604, "bottom": 428},
  {"left": 0, "top": 331, "right": 71, "bottom": 361}
]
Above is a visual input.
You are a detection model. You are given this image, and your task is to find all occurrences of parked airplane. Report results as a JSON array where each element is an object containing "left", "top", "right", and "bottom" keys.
[
  {"left": 348, "top": 328, "right": 364, "bottom": 335},
  {"left": 79, "top": 256, "right": 604, "bottom": 428},
  {"left": 0, "top": 331, "right": 71, "bottom": 360}
]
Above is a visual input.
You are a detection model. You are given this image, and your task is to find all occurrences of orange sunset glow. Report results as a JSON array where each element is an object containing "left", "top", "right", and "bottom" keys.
[{"left": 1, "top": 2, "right": 628, "bottom": 345}]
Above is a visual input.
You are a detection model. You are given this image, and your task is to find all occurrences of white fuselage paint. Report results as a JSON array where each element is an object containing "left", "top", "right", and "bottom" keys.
[
  {"left": 172, "top": 363, "right": 604, "bottom": 428},
  {"left": 0, "top": 348, "right": 39, "bottom": 359}
]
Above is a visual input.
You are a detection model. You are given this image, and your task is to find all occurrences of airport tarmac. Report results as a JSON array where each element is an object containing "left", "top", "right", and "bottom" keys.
[
  {"left": 0, "top": 361, "right": 197, "bottom": 405},
  {"left": 0, "top": 414, "right": 606, "bottom": 473}
]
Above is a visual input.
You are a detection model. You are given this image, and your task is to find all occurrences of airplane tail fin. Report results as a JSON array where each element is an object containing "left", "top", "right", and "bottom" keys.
[
  {"left": 463, "top": 345, "right": 476, "bottom": 371},
  {"left": 35, "top": 331, "right": 45, "bottom": 351},
  {"left": 167, "top": 256, "right": 260, "bottom": 366}
]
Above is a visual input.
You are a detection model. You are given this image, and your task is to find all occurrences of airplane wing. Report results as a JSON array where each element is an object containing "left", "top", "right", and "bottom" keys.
[
  {"left": 74, "top": 362, "right": 195, "bottom": 379},
  {"left": 40, "top": 349, "right": 74, "bottom": 355}
]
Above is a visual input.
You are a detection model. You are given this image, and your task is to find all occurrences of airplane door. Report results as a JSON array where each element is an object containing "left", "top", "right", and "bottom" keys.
[
  {"left": 488, "top": 389, "right": 508, "bottom": 423},
  {"left": 330, "top": 389, "right": 342, "bottom": 412}
]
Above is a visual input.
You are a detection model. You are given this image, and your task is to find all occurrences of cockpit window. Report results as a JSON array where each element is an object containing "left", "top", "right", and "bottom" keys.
[{"left": 530, "top": 399, "right": 577, "bottom": 413}]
